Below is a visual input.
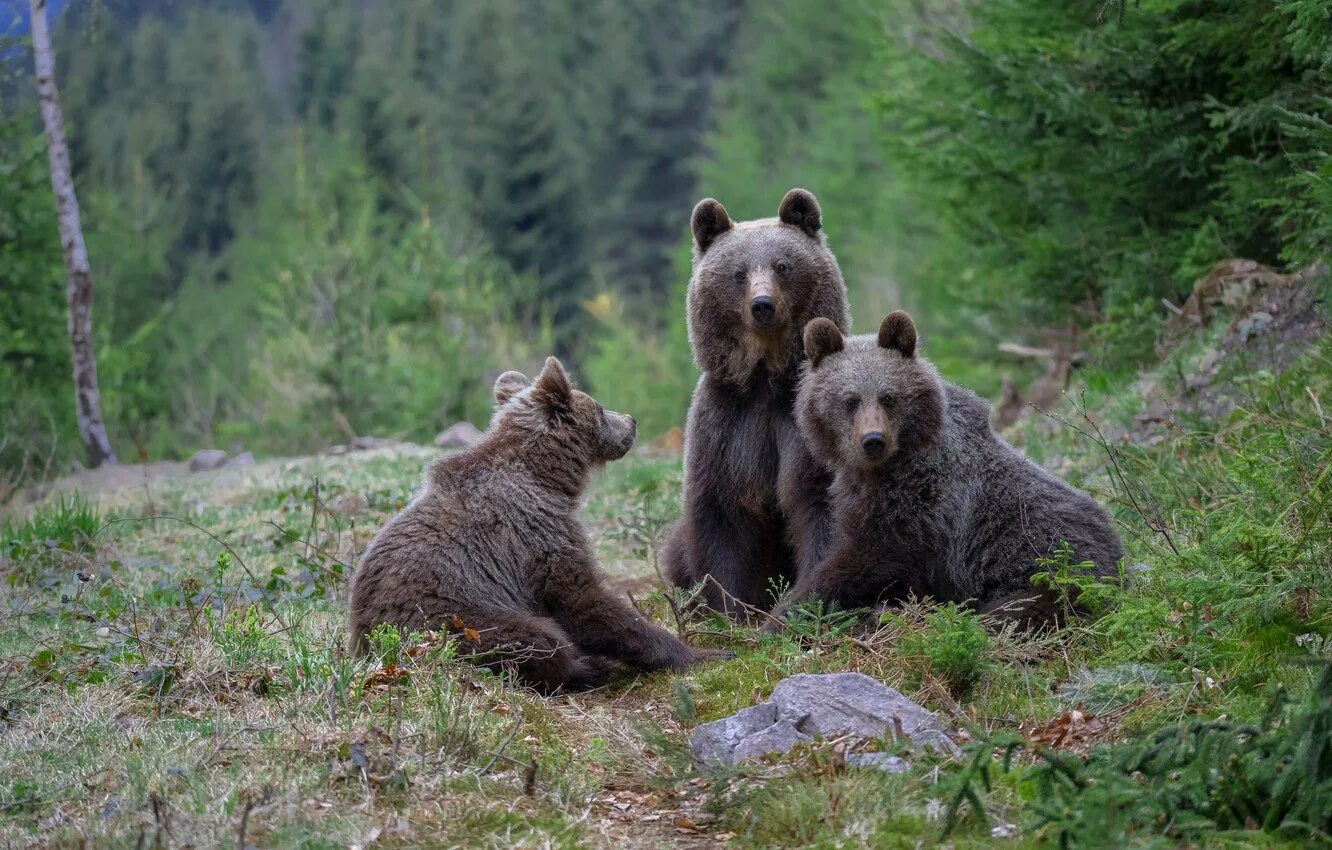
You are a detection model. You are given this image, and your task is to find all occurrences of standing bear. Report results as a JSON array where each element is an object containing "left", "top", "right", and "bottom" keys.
[
  {"left": 349, "top": 357, "right": 729, "bottom": 692},
  {"left": 663, "top": 189, "right": 851, "bottom": 616},
  {"left": 774, "top": 313, "right": 1123, "bottom": 628}
]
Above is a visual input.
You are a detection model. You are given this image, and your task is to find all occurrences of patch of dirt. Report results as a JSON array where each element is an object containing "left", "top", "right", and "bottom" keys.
[
  {"left": 19, "top": 459, "right": 192, "bottom": 505},
  {"left": 1129, "top": 261, "right": 1326, "bottom": 445}
]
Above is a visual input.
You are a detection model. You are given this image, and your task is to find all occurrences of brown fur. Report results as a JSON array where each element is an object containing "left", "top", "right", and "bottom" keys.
[
  {"left": 771, "top": 314, "right": 1123, "bottom": 630},
  {"left": 663, "top": 189, "right": 851, "bottom": 616},
  {"left": 348, "top": 358, "right": 729, "bottom": 692}
]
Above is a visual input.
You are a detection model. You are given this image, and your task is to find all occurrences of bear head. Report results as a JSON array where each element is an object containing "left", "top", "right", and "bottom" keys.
[
  {"left": 687, "top": 188, "right": 850, "bottom": 386},
  {"left": 796, "top": 312, "right": 945, "bottom": 472},
  {"left": 491, "top": 357, "right": 637, "bottom": 464}
]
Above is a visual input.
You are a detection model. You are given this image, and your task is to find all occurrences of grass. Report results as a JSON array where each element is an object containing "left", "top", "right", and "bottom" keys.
[{"left": 0, "top": 304, "right": 1329, "bottom": 847}]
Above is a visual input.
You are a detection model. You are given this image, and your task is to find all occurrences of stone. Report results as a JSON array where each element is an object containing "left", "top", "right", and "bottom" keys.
[
  {"left": 351, "top": 436, "right": 395, "bottom": 451},
  {"left": 690, "top": 672, "right": 958, "bottom": 767},
  {"left": 434, "top": 422, "right": 483, "bottom": 450},
  {"left": 188, "top": 449, "right": 229, "bottom": 472}
]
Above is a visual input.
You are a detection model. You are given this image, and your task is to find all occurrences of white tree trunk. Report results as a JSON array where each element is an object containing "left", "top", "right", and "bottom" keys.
[{"left": 29, "top": 0, "right": 116, "bottom": 468}]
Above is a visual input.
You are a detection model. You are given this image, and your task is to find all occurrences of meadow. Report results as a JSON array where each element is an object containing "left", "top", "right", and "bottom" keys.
[{"left": 2, "top": 271, "right": 1327, "bottom": 848}]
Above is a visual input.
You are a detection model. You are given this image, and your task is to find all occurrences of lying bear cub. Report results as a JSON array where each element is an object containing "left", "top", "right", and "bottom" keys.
[
  {"left": 348, "top": 357, "right": 730, "bottom": 692},
  {"left": 771, "top": 312, "right": 1124, "bottom": 629}
]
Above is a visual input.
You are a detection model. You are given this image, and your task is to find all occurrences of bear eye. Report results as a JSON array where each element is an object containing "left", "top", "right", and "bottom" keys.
[
  {"left": 732, "top": 268, "right": 747, "bottom": 284},
  {"left": 774, "top": 260, "right": 790, "bottom": 276},
  {"left": 878, "top": 394, "right": 895, "bottom": 410},
  {"left": 842, "top": 394, "right": 860, "bottom": 413}
]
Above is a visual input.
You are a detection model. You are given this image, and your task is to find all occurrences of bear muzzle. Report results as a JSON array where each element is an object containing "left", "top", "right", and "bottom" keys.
[
  {"left": 749, "top": 295, "right": 777, "bottom": 328},
  {"left": 744, "top": 275, "right": 785, "bottom": 332},
  {"left": 861, "top": 431, "right": 887, "bottom": 459}
]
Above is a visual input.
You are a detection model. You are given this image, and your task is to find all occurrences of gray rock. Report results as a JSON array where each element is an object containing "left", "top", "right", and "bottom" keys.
[
  {"left": 845, "top": 752, "right": 912, "bottom": 773},
  {"left": 226, "top": 451, "right": 255, "bottom": 469},
  {"left": 690, "top": 672, "right": 958, "bottom": 767},
  {"left": 435, "top": 422, "right": 483, "bottom": 450},
  {"left": 351, "top": 436, "right": 395, "bottom": 451},
  {"left": 188, "top": 449, "right": 229, "bottom": 472}
]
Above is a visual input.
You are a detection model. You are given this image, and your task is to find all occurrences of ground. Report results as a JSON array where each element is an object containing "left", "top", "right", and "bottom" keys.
[{"left": 1, "top": 271, "right": 1327, "bottom": 849}]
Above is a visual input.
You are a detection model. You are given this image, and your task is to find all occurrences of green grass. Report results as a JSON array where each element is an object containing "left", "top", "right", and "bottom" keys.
[{"left": 0, "top": 312, "right": 1329, "bottom": 847}]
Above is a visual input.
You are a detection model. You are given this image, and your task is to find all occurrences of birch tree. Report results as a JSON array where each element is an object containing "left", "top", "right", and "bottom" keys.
[{"left": 29, "top": 0, "right": 116, "bottom": 467}]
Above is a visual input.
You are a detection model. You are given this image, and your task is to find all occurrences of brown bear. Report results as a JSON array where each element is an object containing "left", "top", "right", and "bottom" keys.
[
  {"left": 348, "top": 357, "right": 730, "bottom": 692},
  {"left": 662, "top": 188, "right": 851, "bottom": 617},
  {"left": 772, "top": 312, "right": 1124, "bottom": 629}
]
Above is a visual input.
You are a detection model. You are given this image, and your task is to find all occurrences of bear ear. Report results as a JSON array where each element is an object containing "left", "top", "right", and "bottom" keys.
[
  {"left": 532, "top": 356, "right": 573, "bottom": 412},
  {"left": 493, "top": 370, "right": 532, "bottom": 405},
  {"left": 877, "top": 311, "right": 917, "bottom": 358},
  {"left": 803, "top": 318, "right": 844, "bottom": 369},
  {"left": 691, "top": 198, "right": 732, "bottom": 255},
  {"left": 778, "top": 188, "right": 822, "bottom": 238}
]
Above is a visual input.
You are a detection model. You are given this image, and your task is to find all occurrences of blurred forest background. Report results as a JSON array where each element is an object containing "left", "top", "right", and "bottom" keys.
[{"left": 1, "top": 0, "right": 1329, "bottom": 478}]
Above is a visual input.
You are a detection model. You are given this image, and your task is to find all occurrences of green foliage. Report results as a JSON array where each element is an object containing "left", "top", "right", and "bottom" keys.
[
  {"left": 1032, "top": 542, "right": 1121, "bottom": 621},
  {"left": 1032, "top": 663, "right": 1332, "bottom": 845},
  {"left": 1077, "top": 339, "right": 1332, "bottom": 688},
  {"left": 363, "top": 623, "right": 400, "bottom": 666},
  {"left": 2, "top": 494, "right": 102, "bottom": 554},
  {"left": 878, "top": 0, "right": 1332, "bottom": 369},
  {"left": 578, "top": 290, "right": 696, "bottom": 439},
  {"left": 890, "top": 604, "right": 992, "bottom": 698},
  {"left": 0, "top": 110, "right": 73, "bottom": 477},
  {"left": 211, "top": 604, "right": 280, "bottom": 667},
  {"left": 2, "top": 0, "right": 748, "bottom": 472}
]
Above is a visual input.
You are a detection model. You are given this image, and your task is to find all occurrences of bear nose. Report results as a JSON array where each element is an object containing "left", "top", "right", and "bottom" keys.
[
  {"left": 861, "top": 432, "right": 886, "bottom": 458},
  {"left": 750, "top": 296, "right": 776, "bottom": 326}
]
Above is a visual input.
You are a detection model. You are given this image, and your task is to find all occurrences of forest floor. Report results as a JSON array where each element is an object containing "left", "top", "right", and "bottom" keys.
[{"left": 1, "top": 269, "right": 1328, "bottom": 849}]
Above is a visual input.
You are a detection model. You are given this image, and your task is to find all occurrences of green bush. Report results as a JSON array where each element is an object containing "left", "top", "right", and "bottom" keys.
[{"left": 892, "top": 604, "right": 992, "bottom": 698}]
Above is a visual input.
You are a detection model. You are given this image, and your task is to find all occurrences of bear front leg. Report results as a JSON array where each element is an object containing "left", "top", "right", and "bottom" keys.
[
  {"left": 767, "top": 544, "right": 925, "bottom": 632},
  {"left": 688, "top": 493, "right": 785, "bottom": 618},
  {"left": 778, "top": 440, "right": 835, "bottom": 580},
  {"left": 540, "top": 548, "right": 732, "bottom": 672}
]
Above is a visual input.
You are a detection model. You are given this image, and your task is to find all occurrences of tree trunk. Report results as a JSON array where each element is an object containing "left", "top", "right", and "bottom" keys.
[{"left": 29, "top": 0, "right": 116, "bottom": 468}]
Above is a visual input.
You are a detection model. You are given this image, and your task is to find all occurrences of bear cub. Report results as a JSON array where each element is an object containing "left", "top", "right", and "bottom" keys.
[
  {"left": 663, "top": 188, "right": 850, "bottom": 616},
  {"left": 348, "top": 357, "right": 729, "bottom": 692},
  {"left": 775, "top": 313, "right": 1123, "bottom": 628}
]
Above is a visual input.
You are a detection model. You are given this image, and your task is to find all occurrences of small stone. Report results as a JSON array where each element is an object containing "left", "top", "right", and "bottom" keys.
[
  {"left": 435, "top": 422, "right": 483, "bottom": 450},
  {"left": 188, "top": 449, "right": 229, "bottom": 472}
]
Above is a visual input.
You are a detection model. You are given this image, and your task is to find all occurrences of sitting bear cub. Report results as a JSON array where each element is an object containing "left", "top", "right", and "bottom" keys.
[
  {"left": 349, "top": 357, "right": 728, "bottom": 692},
  {"left": 774, "top": 313, "right": 1123, "bottom": 628}
]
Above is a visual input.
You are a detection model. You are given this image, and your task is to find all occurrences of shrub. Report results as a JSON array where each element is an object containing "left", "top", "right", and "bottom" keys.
[{"left": 892, "top": 603, "right": 992, "bottom": 698}]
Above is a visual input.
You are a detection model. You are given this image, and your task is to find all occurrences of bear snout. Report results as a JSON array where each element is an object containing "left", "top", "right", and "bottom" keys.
[
  {"left": 860, "top": 431, "right": 887, "bottom": 459},
  {"left": 603, "top": 412, "right": 637, "bottom": 460},
  {"left": 749, "top": 295, "right": 777, "bottom": 327}
]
